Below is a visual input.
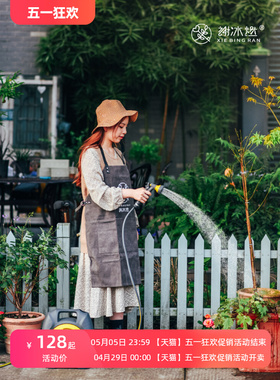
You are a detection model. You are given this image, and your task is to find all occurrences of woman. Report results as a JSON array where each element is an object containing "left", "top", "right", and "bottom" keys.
[{"left": 74, "top": 99, "right": 151, "bottom": 329}]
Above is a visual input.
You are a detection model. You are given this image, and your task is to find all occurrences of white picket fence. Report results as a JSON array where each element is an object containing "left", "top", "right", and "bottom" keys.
[{"left": 1, "top": 223, "right": 280, "bottom": 329}]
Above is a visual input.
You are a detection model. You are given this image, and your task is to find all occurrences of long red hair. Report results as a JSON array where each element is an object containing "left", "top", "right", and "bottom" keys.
[
  {"left": 74, "top": 117, "right": 127, "bottom": 187},
  {"left": 73, "top": 128, "right": 105, "bottom": 187}
]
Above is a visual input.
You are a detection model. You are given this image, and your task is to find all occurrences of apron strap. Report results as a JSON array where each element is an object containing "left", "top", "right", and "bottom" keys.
[
  {"left": 99, "top": 146, "right": 110, "bottom": 174},
  {"left": 115, "top": 148, "right": 126, "bottom": 164}
]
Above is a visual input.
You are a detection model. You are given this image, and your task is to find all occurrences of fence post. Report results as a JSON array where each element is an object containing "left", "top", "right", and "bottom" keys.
[
  {"left": 194, "top": 234, "right": 204, "bottom": 329},
  {"left": 261, "top": 235, "right": 271, "bottom": 288},
  {"left": 144, "top": 233, "right": 154, "bottom": 329},
  {"left": 177, "top": 234, "right": 187, "bottom": 329},
  {"left": 211, "top": 235, "right": 221, "bottom": 315},
  {"left": 56, "top": 223, "right": 70, "bottom": 309},
  {"left": 227, "top": 235, "right": 238, "bottom": 298},
  {"left": 160, "top": 234, "right": 171, "bottom": 329},
  {"left": 38, "top": 257, "right": 48, "bottom": 315},
  {"left": 5, "top": 231, "right": 16, "bottom": 312}
]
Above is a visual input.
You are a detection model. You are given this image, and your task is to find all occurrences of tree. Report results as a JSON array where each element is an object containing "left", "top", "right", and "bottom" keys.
[{"left": 36, "top": 0, "right": 279, "bottom": 160}]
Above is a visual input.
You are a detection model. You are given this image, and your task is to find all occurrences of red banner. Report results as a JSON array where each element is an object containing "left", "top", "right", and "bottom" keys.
[
  {"left": 10, "top": 0, "right": 95, "bottom": 25},
  {"left": 10, "top": 329, "right": 271, "bottom": 368}
]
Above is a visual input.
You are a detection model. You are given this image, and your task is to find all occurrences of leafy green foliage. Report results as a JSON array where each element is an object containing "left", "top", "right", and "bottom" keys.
[
  {"left": 0, "top": 311, "right": 6, "bottom": 342},
  {"left": 56, "top": 130, "right": 87, "bottom": 165},
  {"left": 129, "top": 136, "right": 163, "bottom": 165},
  {"left": 0, "top": 72, "right": 23, "bottom": 106},
  {"left": 146, "top": 150, "right": 280, "bottom": 248},
  {"left": 0, "top": 221, "right": 68, "bottom": 317},
  {"left": 8, "top": 148, "right": 32, "bottom": 161},
  {"left": 36, "top": 0, "right": 279, "bottom": 143},
  {"left": 48, "top": 262, "right": 78, "bottom": 307},
  {"left": 0, "top": 71, "right": 23, "bottom": 159},
  {"left": 214, "top": 293, "right": 278, "bottom": 329}
]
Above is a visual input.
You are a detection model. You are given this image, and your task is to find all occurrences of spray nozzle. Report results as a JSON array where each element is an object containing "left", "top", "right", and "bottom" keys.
[
  {"left": 133, "top": 184, "right": 165, "bottom": 210},
  {"left": 154, "top": 184, "right": 164, "bottom": 194},
  {"left": 148, "top": 183, "right": 164, "bottom": 194}
]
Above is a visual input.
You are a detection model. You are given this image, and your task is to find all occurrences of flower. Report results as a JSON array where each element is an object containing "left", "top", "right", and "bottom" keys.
[
  {"left": 250, "top": 75, "right": 264, "bottom": 88},
  {"left": 203, "top": 318, "right": 215, "bottom": 328},
  {"left": 247, "top": 97, "right": 257, "bottom": 103},
  {"left": 269, "top": 76, "right": 275, "bottom": 81},
  {"left": 241, "top": 85, "right": 248, "bottom": 90},
  {"left": 263, "top": 86, "right": 275, "bottom": 96},
  {"left": 204, "top": 314, "right": 211, "bottom": 319},
  {"left": 224, "top": 168, "right": 233, "bottom": 177}
]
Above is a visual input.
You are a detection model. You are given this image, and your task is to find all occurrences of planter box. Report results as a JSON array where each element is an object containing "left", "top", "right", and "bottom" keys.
[
  {"left": 37, "top": 167, "right": 51, "bottom": 177},
  {"left": 39, "top": 159, "right": 70, "bottom": 178},
  {"left": 51, "top": 168, "right": 70, "bottom": 178},
  {"left": 40, "top": 159, "right": 69, "bottom": 169}
]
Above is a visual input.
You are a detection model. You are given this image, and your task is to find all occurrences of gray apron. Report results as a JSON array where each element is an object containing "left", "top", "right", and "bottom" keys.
[{"left": 83, "top": 147, "right": 141, "bottom": 288}]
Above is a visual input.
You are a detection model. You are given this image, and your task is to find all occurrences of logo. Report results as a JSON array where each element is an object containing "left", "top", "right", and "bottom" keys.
[
  {"left": 191, "top": 24, "right": 212, "bottom": 45},
  {"left": 118, "top": 182, "right": 129, "bottom": 204}
]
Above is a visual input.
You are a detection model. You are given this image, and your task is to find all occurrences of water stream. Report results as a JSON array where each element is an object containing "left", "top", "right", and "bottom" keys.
[{"left": 159, "top": 187, "right": 228, "bottom": 248}]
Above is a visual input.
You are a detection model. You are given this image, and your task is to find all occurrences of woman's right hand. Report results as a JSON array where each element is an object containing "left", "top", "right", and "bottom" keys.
[{"left": 122, "top": 187, "right": 151, "bottom": 204}]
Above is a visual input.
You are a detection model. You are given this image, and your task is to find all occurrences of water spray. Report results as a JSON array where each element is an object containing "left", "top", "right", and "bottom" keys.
[
  {"left": 152, "top": 185, "right": 228, "bottom": 248},
  {"left": 122, "top": 183, "right": 228, "bottom": 329}
]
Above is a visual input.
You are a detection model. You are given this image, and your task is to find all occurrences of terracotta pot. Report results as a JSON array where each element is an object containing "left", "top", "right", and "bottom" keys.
[
  {"left": 239, "top": 314, "right": 280, "bottom": 372},
  {"left": 2, "top": 311, "right": 45, "bottom": 354},
  {"left": 237, "top": 288, "right": 280, "bottom": 303},
  {"left": 237, "top": 288, "right": 280, "bottom": 372}
]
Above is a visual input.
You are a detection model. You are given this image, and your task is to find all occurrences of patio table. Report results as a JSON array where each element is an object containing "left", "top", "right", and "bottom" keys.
[{"left": 0, "top": 177, "right": 75, "bottom": 230}]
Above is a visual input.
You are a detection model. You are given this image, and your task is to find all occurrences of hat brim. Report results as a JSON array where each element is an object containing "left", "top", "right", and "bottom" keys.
[{"left": 94, "top": 110, "right": 138, "bottom": 131}]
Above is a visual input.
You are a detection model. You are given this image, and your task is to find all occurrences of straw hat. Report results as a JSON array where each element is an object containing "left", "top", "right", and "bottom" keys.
[{"left": 94, "top": 100, "right": 138, "bottom": 130}]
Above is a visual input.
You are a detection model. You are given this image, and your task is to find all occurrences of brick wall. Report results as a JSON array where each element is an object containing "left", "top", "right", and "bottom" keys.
[{"left": 0, "top": 0, "right": 51, "bottom": 75}]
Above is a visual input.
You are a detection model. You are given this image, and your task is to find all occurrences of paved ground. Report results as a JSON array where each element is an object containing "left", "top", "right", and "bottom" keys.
[{"left": 1, "top": 343, "right": 280, "bottom": 380}]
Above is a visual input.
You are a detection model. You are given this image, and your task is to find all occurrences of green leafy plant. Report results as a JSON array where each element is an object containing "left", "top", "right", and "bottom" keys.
[
  {"left": 0, "top": 71, "right": 23, "bottom": 160},
  {"left": 48, "top": 261, "right": 78, "bottom": 307},
  {"left": 218, "top": 75, "right": 280, "bottom": 289},
  {"left": 56, "top": 130, "right": 87, "bottom": 165},
  {"left": 213, "top": 293, "right": 279, "bottom": 329},
  {"left": 0, "top": 311, "right": 6, "bottom": 341},
  {"left": 0, "top": 219, "right": 68, "bottom": 318},
  {"left": 129, "top": 136, "right": 163, "bottom": 166},
  {"left": 40, "top": 130, "right": 86, "bottom": 165},
  {"left": 8, "top": 148, "right": 32, "bottom": 161},
  {"left": 36, "top": 0, "right": 278, "bottom": 160}
]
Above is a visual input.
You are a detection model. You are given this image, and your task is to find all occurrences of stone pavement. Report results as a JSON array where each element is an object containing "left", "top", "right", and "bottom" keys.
[{"left": 1, "top": 344, "right": 280, "bottom": 380}]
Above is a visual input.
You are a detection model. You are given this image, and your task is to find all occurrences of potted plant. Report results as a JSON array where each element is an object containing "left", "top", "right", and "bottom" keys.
[
  {"left": 0, "top": 218, "right": 68, "bottom": 353},
  {"left": 209, "top": 292, "right": 280, "bottom": 372},
  {"left": 213, "top": 293, "right": 279, "bottom": 330},
  {"left": 8, "top": 148, "right": 32, "bottom": 176},
  {"left": 0, "top": 72, "right": 23, "bottom": 177}
]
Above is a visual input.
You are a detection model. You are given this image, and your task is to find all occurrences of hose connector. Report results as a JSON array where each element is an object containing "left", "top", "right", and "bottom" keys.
[{"left": 149, "top": 183, "right": 164, "bottom": 194}]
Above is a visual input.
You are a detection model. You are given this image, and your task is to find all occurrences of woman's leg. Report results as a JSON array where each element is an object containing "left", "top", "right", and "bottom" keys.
[
  {"left": 110, "top": 312, "right": 123, "bottom": 320},
  {"left": 109, "top": 312, "right": 124, "bottom": 329}
]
